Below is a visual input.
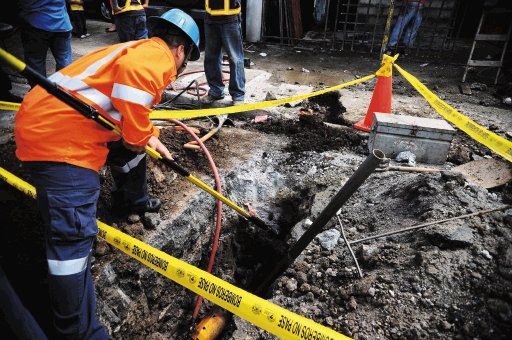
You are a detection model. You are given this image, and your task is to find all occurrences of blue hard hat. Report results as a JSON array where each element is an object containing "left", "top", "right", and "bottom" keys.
[{"left": 148, "top": 9, "right": 200, "bottom": 61}]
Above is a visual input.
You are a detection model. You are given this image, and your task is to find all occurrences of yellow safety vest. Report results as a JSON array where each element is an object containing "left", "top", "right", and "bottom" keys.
[
  {"left": 205, "top": 0, "right": 241, "bottom": 16},
  {"left": 70, "top": 0, "right": 84, "bottom": 11},
  {"left": 113, "top": 0, "right": 144, "bottom": 15}
]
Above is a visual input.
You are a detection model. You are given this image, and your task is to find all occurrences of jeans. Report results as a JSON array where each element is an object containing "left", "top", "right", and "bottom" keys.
[
  {"left": 204, "top": 21, "right": 245, "bottom": 101},
  {"left": 25, "top": 162, "right": 109, "bottom": 340},
  {"left": 21, "top": 24, "right": 72, "bottom": 81},
  {"left": 115, "top": 14, "right": 148, "bottom": 42},
  {"left": 70, "top": 10, "right": 87, "bottom": 37},
  {"left": 387, "top": 2, "right": 424, "bottom": 49}
]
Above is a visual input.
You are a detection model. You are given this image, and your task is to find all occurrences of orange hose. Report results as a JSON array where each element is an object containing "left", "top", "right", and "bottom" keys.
[{"left": 170, "top": 118, "right": 223, "bottom": 321}]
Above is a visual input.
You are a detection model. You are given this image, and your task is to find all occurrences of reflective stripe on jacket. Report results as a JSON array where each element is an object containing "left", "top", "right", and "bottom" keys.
[
  {"left": 112, "top": 0, "right": 143, "bottom": 15},
  {"left": 205, "top": 0, "right": 241, "bottom": 16},
  {"left": 15, "top": 37, "right": 177, "bottom": 172}
]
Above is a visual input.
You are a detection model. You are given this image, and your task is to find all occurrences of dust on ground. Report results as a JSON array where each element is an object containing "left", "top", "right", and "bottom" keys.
[{"left": 1, "top": 42, "right": 512, "bottom": 340}]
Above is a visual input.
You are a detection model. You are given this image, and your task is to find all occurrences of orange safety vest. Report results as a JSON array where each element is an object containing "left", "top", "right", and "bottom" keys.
[
  {"left": 205, "top": 0, "right": 241, "bottom": 16},
  {"left": 15, "top": 37, "right": 177, "bottom": 172},
  {"left": 112, "top": 0, "right": 144, "bottom": 15}
]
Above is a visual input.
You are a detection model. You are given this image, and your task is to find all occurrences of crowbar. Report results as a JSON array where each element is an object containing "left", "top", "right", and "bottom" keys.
[{"left": 0, "top": 48, "right": 270, "bottom": 230}]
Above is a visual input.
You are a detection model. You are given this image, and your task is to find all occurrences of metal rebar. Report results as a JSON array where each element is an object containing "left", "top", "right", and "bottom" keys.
[
  {"left": 337, "top": 212, "right": 363, "bottom": 278},
  {"left": 350, "top": 206, "right": 511, "bottom": 245},
  {"left": 279, "top": 0, "right": 284, "bottom": 45},
  {"left": 331, "top": 0, "right": 341, "bottom": 49},
  {"left": 323, "top": 0, "right": 332, "bottom": 42},
  {"left": 251, "top": 149, "right": 386, "bottom": 295}
]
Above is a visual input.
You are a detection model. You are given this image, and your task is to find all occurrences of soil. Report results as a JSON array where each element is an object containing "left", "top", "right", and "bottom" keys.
[{"left": 1, "top": 42, "right": 512, "bottom": 340}]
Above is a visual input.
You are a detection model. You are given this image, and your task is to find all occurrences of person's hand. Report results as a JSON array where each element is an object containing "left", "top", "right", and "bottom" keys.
[{"left": 147, "top": 135, "right": 173, "bottom": 160}]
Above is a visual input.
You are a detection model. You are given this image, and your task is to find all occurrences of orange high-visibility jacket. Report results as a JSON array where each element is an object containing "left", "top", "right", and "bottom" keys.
[{"left": 15, "top": 37, "right": 177, "bottom": 172}]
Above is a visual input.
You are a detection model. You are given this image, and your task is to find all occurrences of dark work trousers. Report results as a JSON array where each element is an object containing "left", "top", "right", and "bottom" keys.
[
  {"left": 114, "top": 13, "right": 148, "bottom": 42},
  {"left": 24, "top": 162, "right": 109, "bottom": 340},
  {"left": 0, "top": 265, "right": 47, "bottom": 339},
  {"left": 107, "top": 140, "right": 148, "bottom": 208},
  {"left": 21, "top": 24, "right": 72, "bottom": 86},
  {"left": 70, "top": 10, "right": 87, "bottom": 37}
]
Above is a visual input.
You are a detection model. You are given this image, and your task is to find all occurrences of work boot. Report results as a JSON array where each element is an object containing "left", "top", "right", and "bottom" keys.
[
  {"left": 131, "top": 197, "right": 162, "bottom": 214},
  {"left": 112, "top": 197, "right": 162, "bottom": 215}
]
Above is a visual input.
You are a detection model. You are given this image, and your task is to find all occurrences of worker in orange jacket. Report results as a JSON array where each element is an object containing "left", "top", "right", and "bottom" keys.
[{"left": 14, "top": 9, "right": 200, "bottom": 339}]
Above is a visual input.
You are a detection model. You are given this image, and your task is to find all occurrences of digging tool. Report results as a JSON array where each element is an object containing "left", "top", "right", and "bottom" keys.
[
  {"left": 183, "top": 114, "right": 233, "bottom": 151},
  {"left": 0, "top": 48, "right": 270, "bottom": 231}
]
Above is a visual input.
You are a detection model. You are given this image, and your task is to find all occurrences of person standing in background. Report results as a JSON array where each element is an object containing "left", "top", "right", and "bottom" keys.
[
  {"left": 203, "top": 0, "right": 246, "bottom": 106},
  {"left": 19, "top": 0, "right": 72, "bottom": 85},
  {"left": 385, "top": 0, "right": 427, "bottom": 55},
  {"left": 68, "top": 0, "right": 90, "bottom": 39},
  {"left": 113, "top": 0, "right": 149, "bottom": 42}
]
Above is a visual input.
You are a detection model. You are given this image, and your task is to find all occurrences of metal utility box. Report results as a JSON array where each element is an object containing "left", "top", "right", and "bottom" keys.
[{"left": 368, "top": 113, "right": 456, "bottom": 164}]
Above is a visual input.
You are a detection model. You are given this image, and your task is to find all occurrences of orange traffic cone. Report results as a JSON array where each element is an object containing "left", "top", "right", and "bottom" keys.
[{"left": 354, "top": 54, "right": 397, "bottom": 132}]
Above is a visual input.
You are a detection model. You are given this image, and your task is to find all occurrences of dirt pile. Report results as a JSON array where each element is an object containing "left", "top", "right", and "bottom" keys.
[{"left": 1, "top": 66, "right": 511, "bottom": 339}]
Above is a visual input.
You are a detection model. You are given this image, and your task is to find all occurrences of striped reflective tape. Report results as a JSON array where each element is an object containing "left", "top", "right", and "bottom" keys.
[
  {"left": 112, "top": 83, "right": 155, "bottom": 107},
  {"left": 110, "top": 153, "right": 146, "bottom": 173},
  {"left": 48, "top": 256, "right": 88, "bottom": 276}
]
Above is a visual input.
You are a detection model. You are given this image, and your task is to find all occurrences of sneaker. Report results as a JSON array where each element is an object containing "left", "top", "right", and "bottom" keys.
[
  {"left": 201, "top": 95, "right": 224, "bottom": 105},
  {"left": 85, "top": 33, "right": 91, "bottom": 37},
  {"left": 80, "top": 34, "right": 87, "bottom": 39},
  {"left": 232, "top": 99, "right": 245, "bottom": 106}
]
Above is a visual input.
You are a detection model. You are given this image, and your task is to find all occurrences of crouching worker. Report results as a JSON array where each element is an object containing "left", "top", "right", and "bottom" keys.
[{"left": 14, "top": 9, "right": 200, "bottom": 339}]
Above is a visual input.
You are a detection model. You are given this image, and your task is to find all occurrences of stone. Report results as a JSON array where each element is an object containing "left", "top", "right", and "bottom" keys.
[
  {"left": 265, "top": 91, "right": 277, "bottom": 101},
  {"left": 152, "top": 166, "right": 166, "bottom": 183},
  {"left": 127, "top": 213, "right": 141, "bottom": 224},
  {"left": 142, "top": 212, "right": 161, "bottom": 229},
  {"left": 425, "top": 224, "right": 474, "bottom": 248},
  {"left": 95, "top": 239, "right": 109, "bottom": 256},
  {"left": 347, "top": 296, "right": 358, "bottom": 310},
  {"left": 316, "top": 229, "right": 341, "bottom": 251},
  {"left": 288, "top": 219, "right": 311, "bottom": 245},
  {"left": 360, "top": 244, "right": 379, "bottom": 262},
  {"left": 285, "top": 278, "right": 298, "bottom": 292}
]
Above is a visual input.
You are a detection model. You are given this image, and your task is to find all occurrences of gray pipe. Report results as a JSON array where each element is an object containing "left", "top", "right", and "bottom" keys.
[{"left": 252, "top": 149, "right": 386, "bottom": 295}]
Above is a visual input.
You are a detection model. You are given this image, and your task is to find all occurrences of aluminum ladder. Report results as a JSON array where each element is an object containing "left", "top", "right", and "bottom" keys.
[{"left": 462, "top": 9, "right": 512, "bottom": 85}]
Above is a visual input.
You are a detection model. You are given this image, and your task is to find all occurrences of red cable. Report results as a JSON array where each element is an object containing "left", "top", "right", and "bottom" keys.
[
  {"left": 173, "top": 69, "right": 231, "bottom": 97},
  {"left": 170, "top": 118, "right": 223, "bottom": 321}
]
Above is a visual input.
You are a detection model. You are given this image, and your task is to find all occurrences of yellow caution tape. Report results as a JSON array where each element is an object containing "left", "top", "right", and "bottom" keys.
[
  {"left": 0, "top": 75, "right": 375, "bottom": 120},
  {"left": 0, "top": 166, "right": 351, "bottom": 340},
  {"left": 0, "top": 100, "right": 21, "bottom": 111},
  {"left": 150, "top": 74, "right": 375, "bottom": 119},
  {"left": 375, "top": 54, "right": 399, "bottom": 78},
  {"left": 394, "top": 63, "right": 512, "bottom": 163}
]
